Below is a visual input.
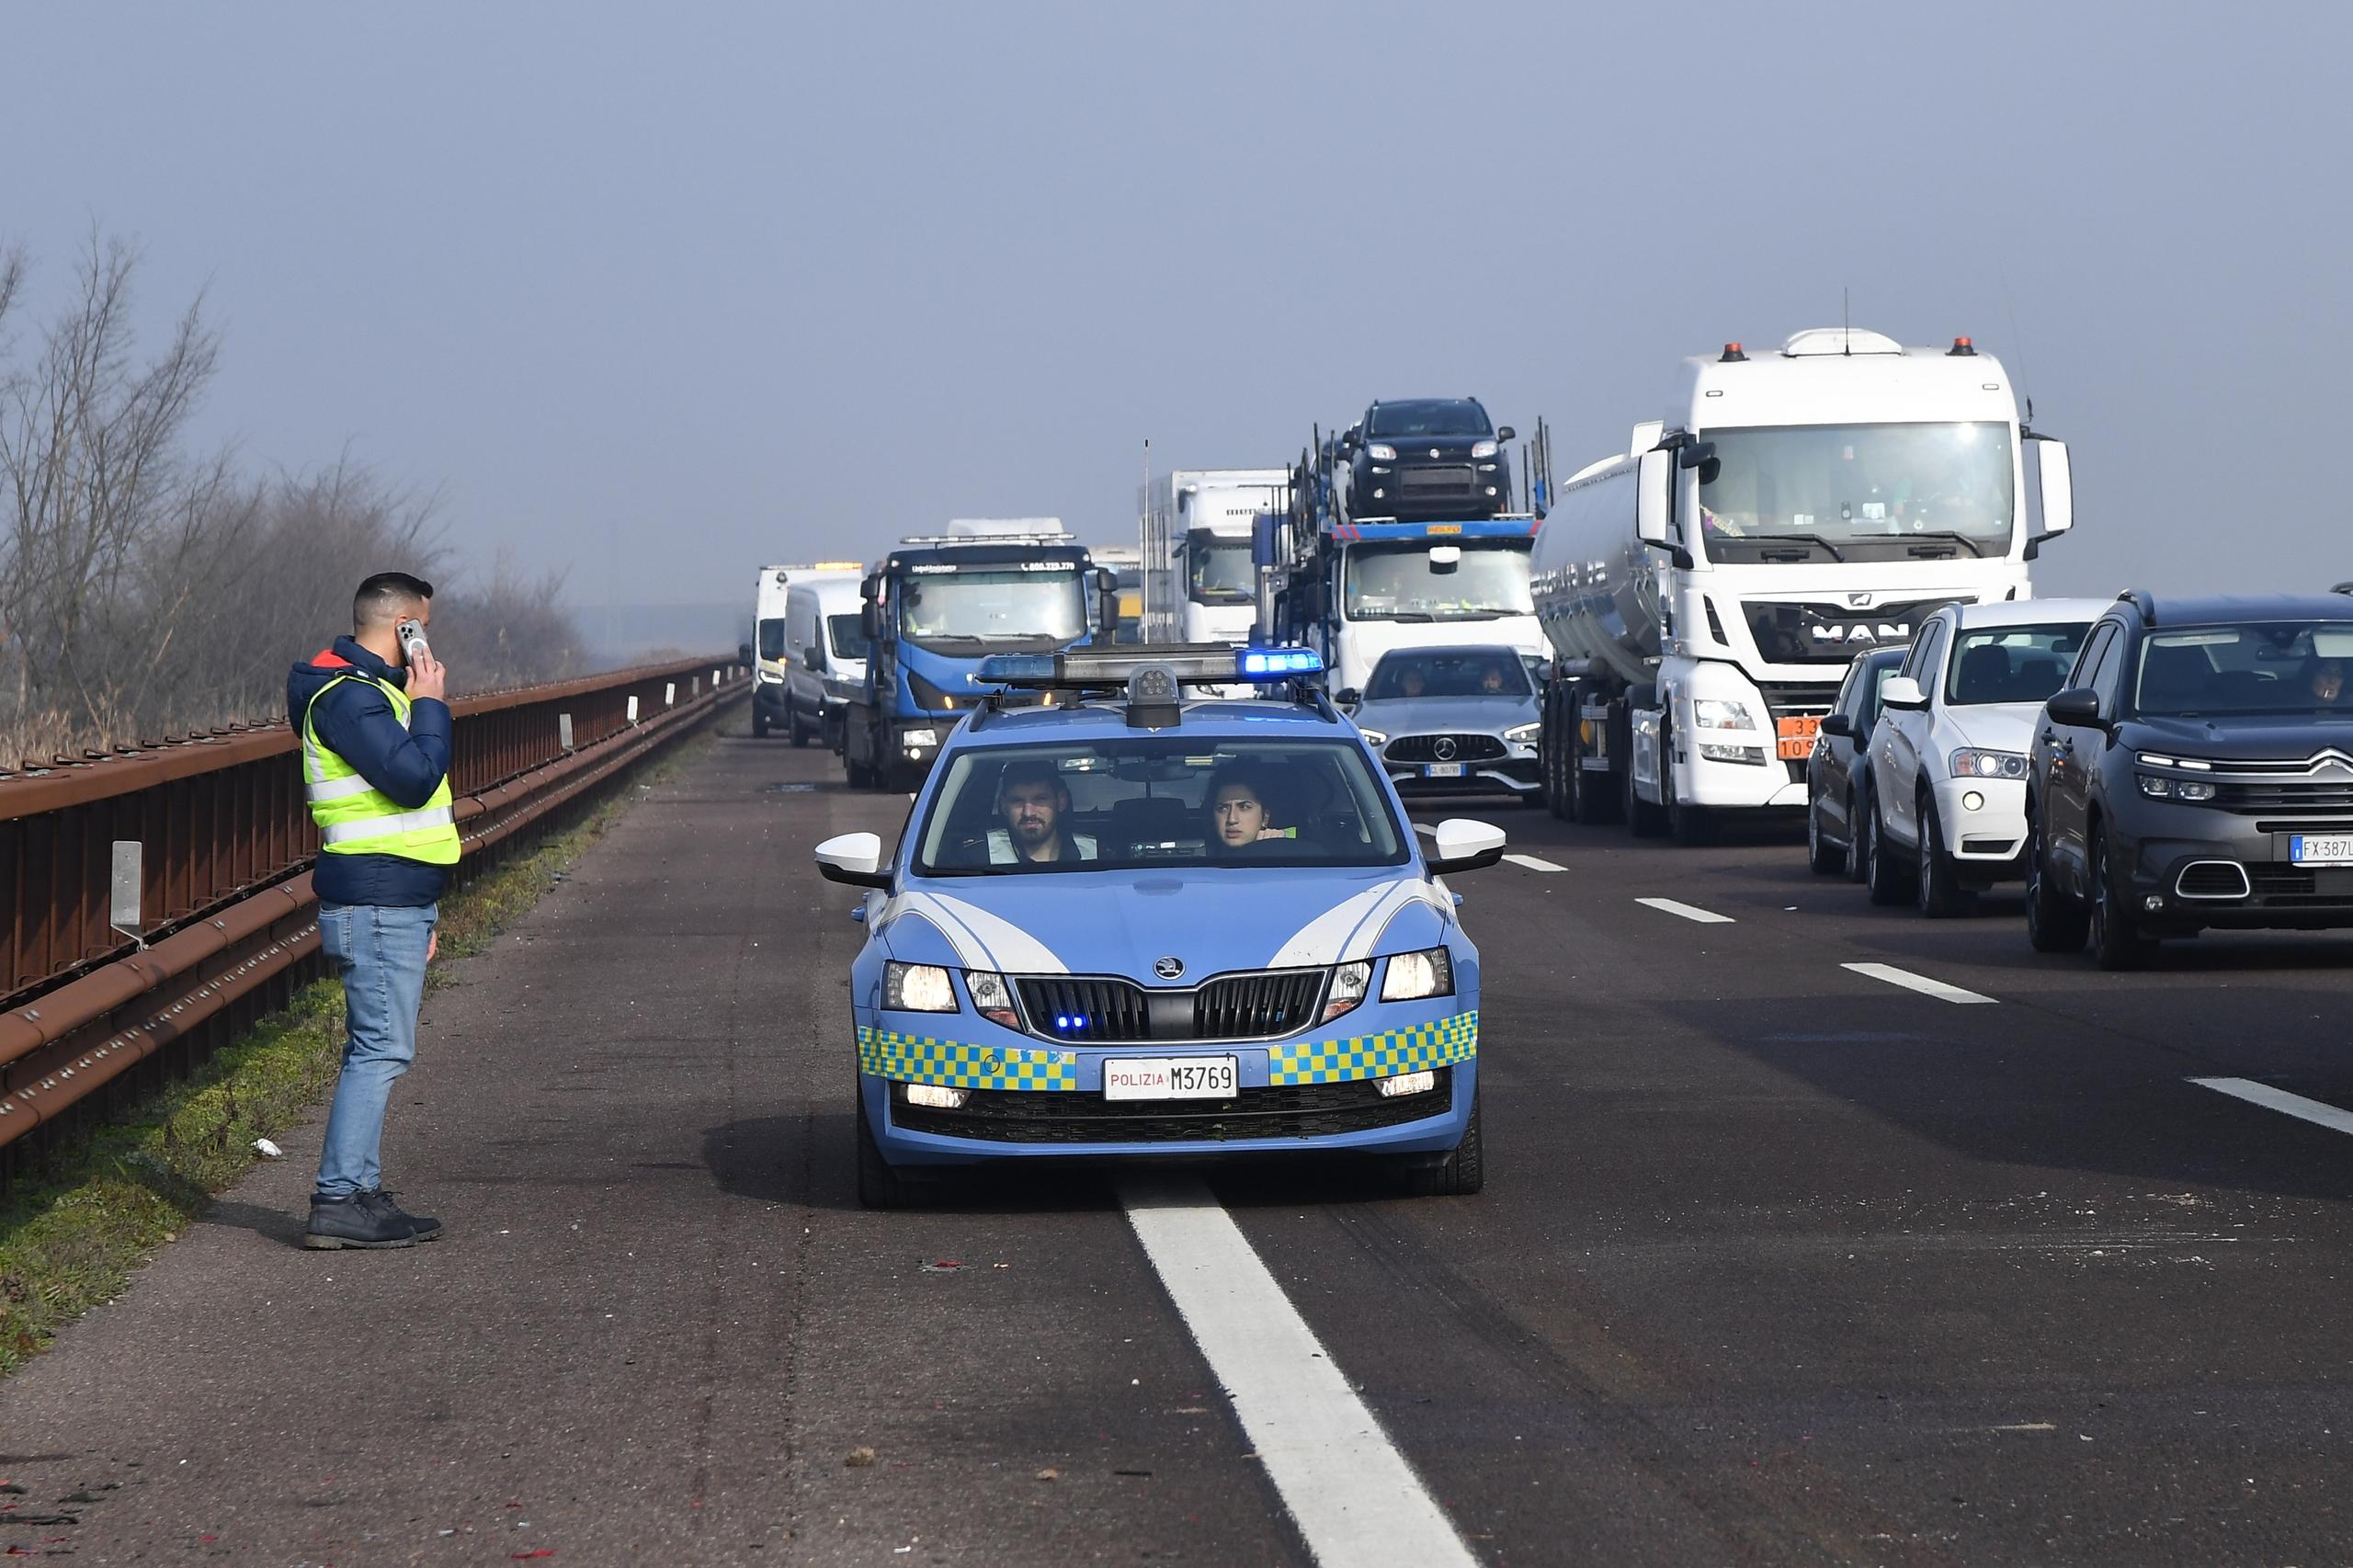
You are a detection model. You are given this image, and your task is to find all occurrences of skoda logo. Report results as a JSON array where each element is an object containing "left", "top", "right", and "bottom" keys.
[
  {"left": 1154, "top": 956, "right": 1185, "bottom": 981},
  {"left": 1433, "top": 736, "right": 1459, "bottom": 761}
]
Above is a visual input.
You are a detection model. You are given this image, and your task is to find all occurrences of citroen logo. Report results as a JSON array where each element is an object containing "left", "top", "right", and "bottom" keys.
[
  {"left": 1154, "top": 956, "right": 1185, "bottom": 981},
  {"left": 1433, "top": 736, "right": 1459, "bottom": 761}
]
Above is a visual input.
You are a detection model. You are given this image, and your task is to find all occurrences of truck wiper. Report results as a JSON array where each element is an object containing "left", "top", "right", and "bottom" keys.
[
  {"left": 1739, "top": 532, "right": 1846, "bottom": 562},
  {"left": 1897, "top": 530, "right": 1985, "bottom": 558}
]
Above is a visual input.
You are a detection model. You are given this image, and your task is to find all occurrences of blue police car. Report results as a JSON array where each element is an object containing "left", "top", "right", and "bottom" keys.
[{"left": 812, "top": 643, "right": 1508, "bottom": 1208}]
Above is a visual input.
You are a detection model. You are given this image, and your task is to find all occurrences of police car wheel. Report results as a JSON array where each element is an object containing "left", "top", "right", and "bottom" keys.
[
  {"left": 856, "top": 1092, "right": 929, "bottom": 1210},
  {"left": 1398, "top": 1092, "right": 1483, "bottom": 1197}
]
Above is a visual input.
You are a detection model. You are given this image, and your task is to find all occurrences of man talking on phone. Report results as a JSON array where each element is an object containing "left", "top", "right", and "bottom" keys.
[{"left": 286, "top": 572, "right": 459, "bottom": 1248}]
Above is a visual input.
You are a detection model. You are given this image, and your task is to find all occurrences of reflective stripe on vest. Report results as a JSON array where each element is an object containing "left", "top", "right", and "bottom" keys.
[{"left": 302, "top": 672, "right": 461, "bottom": 866}]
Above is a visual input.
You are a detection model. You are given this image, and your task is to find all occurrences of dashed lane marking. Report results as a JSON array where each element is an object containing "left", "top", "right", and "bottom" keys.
[
  {"left": 2191, "top": 1076, "right": 2353, "bottom": 1138},
  {"left": 1120, "top": 1176, "right": 1479, "bottom": 1568},
  {"left": 1840, "top": 961, "right": 1997, "bottom": 1005},
  {"left": 1503, "top": 853, "right": 1566, "bottom": 872},
  {"left": 1635, "top": 896, "right": 1734, "bottom": 925}
]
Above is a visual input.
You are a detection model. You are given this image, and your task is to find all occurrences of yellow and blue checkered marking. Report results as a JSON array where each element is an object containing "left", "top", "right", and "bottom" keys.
[
  {"left": 858, "top": 1027, "right": 1079, "bottom": 1092},
  {"left": 1267, "top": 1011, "right": 1477, "bottom": 1086}
]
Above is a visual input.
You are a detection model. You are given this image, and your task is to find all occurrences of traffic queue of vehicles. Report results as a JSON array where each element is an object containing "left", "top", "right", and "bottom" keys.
[{"left": 780, "top": 330, "right": 2350, "bottom": 1206}]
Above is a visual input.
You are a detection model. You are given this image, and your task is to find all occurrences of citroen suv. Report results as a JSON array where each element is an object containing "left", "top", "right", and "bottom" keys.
[{"left": 2026, "top": 588, "right": 2353, "bottom": 968}]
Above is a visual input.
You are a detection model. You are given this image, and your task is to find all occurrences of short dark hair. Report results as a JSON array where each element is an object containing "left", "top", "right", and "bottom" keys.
[
  {"left": 353, "top": 571, "right": 435, "bottom": 629},
  {"left": 997, "top": 759, "right": 1066, "bottom": 799}
]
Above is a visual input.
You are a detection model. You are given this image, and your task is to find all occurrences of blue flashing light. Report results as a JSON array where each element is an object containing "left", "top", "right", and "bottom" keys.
[
  {"left": 1238, "top": 647, "right": 1323, "bottom": 678},
  {"left": 976, "top": 653, "right": 1058, "bottom": 682}
]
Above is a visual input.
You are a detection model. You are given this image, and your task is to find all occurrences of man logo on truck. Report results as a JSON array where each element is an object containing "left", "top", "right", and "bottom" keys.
[{"left": 1810, "top": 620, "right": 1915, "bottom": 646}]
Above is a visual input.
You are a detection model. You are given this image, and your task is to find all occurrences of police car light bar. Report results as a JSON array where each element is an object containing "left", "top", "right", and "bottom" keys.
[{"left": 974, "top": 643, "right": 1322, "bottom": 690}]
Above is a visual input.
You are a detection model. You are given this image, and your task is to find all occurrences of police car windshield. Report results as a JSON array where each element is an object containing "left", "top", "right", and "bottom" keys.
[
  {"left": 915, "top": 738, "right": 1410, "bottom": 875},
  {"left": 1944, "top": 624, "right": 2087, "bottom": 706}
]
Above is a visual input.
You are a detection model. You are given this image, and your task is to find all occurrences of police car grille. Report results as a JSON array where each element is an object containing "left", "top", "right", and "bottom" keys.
[
  {"left": 1193, "top": 970, "right": 1325, "bottom": 1040},
  {"left": 890, "top": 1068, "right": 1454, "bottom": 1143},
  {"left": 1015, "top": 976, "right": 1152, "bottom": 1042},
  {"left": 1386, "top": 733, "right": 1507, "bottom": 763}
]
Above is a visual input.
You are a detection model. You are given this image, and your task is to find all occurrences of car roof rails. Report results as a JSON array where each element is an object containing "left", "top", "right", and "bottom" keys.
[{"left": 2118, "top": 588, "right": 2158, "bottom": 627}]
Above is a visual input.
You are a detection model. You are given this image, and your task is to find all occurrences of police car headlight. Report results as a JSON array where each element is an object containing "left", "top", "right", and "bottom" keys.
[
  {"left": 1380, "top": 947, "right": 1454, "bottom": 1002},
  {"left": 1323, "top": 960, "right": 1370, "bottom": 1021},
  {"left": 964, "top": 969, "right": 1021, "bottom": 1028},
  {"left": 884, "top": 961, "right": 958, "bottom": 1013}
]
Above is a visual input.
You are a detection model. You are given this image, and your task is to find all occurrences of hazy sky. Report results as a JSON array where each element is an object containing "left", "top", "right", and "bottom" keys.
[{"left": 6, "top": 2, "right": 2348, "bottom": 611}]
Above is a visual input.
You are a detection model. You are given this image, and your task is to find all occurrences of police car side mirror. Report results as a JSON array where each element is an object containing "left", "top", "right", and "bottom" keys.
[
  {"left": 814, "top": 831, "right": 892, "bottom": 890},
  {"left": 1425, "top": 817, "right": 1506, "bottom": 875}
]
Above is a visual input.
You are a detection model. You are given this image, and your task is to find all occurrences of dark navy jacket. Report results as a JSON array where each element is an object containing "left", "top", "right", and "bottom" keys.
[{"left": 287, "top": 635, "right": 455, "bottom": 907}]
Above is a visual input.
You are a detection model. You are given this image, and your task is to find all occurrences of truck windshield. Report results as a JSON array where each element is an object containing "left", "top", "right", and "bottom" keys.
[
  {"left": 1944, "top": 624, "right": 2090, "bottom": 706},
  {"left": 1698, "top": 422, "right": 2015, "bottom": 562},
  {"left": 915, "top": 738, "right": 1408, "bottom": 874},
  {"left": 898, "top": 568, "right": 1086, "bottom": 648},
  {"left": 2135, "top": 622, "right": 2353, "bottom": 718},
  {"left": 1344, "top": 540, "right": 1533, "bottom": 621},
  {"left": 756, "top": 619, "right": 787, "bottom": 660},
  {"left": 1369, "top": 401, "right": 1492, "bottom": 438},
  {"left": 827, "top": 613, "right": 870, "bottom": 661},
  {"left": 1189, "top": 539, "right": 1255, "bottom": 603}
]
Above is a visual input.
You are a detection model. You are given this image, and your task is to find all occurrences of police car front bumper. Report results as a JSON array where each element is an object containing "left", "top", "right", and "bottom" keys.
[{"left": 855, "top": 1002, "right": 1478, "bottom": 1166}]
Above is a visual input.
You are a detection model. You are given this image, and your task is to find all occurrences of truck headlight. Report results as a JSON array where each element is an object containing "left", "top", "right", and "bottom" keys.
[
  {"left": 1380, "top": 947, "right": 1454, "bottom": 1002},
  {"left": 884, "top": 961, "right": 958, "bottom": 1013},
  {"left": 1504, "top": 722, "right": 1540, "bottom": 744},
  {"left": 1692, "top": 699, "right": 1756, "bottom": 732},
  {"left": 1949, "top": 749, "right": 2029, "bottom": 779},
  {"left": 1367, "top": 443, "right": 1398, "bottom": 460},
  {"left": 1699, "top": 743, "right": 1768, "bottom": 765},
  {"left": 1324, "top": 960, "right": 1370, "bottom": 1021},
  {"left": 900, "top": 727, "right": 939, "bottom": 748}
]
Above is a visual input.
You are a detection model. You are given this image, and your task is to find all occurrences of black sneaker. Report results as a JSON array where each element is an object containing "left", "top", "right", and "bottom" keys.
[
  {"left": 305, "top": 1192, "right": 416, "bottom": 1249},
  {"left": 370, "top": 1191, "right": 440, "bottom": 1243}
]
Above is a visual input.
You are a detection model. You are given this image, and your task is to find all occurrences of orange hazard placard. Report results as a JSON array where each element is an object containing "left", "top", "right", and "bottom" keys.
[{"left": 1776, "top": 715, "right": 1821, "bottom": 760}]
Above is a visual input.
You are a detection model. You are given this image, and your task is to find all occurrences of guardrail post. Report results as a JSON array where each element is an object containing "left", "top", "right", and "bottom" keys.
[
  {"left": 559, "top": 713, "right": 574, "bottom": 753},
  {"left": 109, "top": 840, "right": 144, "bottom": 949},
  {"left": 627, "top": 695, "right": 640, "bottom": 727},
  {"left": 665, "top": 682, "right": 676, "bottom": 708}
]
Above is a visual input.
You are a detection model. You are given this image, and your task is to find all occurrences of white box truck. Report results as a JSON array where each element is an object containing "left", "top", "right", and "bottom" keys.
[
  {"left": 1530, "top": 327, "right": 2075, "bottom": 843},
  {"left": 1140, "top": 469, "right": 1291, "bottom": 647},
  {"left": 751, "top": 562, "right": 862, "bottom": 739}
]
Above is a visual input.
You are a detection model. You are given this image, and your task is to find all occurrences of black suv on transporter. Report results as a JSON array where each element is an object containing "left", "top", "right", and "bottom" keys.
[
  {"left": 1341, "top": 399, "right": 1515, "bottom": 520},
  {"left": 2026, "top": 588, "right": 2353, "bottom": 968}
]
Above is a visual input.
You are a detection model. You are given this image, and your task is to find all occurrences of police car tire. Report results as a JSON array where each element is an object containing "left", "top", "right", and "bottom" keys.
[
  {"left": 856, "top": 1093, "right": 927, "bottom": 1210},
  {"left": 1400, "top": 1092, "right": 1483, "bottom": 1197}
]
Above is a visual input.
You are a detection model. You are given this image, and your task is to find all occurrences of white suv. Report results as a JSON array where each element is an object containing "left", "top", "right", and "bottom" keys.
[{"left": 1862, "top": 599, "right": 2109, "bottom": 915}]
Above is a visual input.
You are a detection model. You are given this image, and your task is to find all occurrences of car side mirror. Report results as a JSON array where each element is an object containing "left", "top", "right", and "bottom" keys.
[
  {"left": 1425, "top": 817, "right": 1506, "bottom": 876},
  {"left": 738, "top": 642, "right": 754, "bottom": 667},
  {"left": 860, "top": 603, "right": 879, "bottom": 642},
  {"left": 1881, "top": 676, "right": 1927, "bottom": 711},
  {"left": 1335, "top": 687, "right": 1362, "bottom": 709},
  {"left": 803, "top": 645, "right": 824, "bottom": 672},
  {"left": 1633, "top": 449, "right": 1691, "bottom": 569},
  {"left": 814, "top": 831, "right": 892, "bottom": 890},
  {"left": 1496, "top": 426, "right": 1516, "bottom": 442},
  {"left": 1676, "top": 438, "right": 1718, "bottom": 471},
  {"left": 1820, "top": 712, "right": 1854, "bottom": 737},
  {"left": 2044, "top": 687, "right": 2103, "bottom": 727}
]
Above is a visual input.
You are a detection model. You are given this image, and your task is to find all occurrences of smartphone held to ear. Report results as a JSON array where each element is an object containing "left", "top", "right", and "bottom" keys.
[{"left": 395, "top": 617, "right": 431, "bottom": 661}]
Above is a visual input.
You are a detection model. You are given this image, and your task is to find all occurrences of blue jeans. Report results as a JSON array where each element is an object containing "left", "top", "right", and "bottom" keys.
[{"left": 315, "top": 901, "right": 437, "bottom": 1199}]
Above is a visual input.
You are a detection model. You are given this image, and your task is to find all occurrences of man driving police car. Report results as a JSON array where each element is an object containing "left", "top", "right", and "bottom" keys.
[{"left": 988, "top": 760, "right": 1097, "bottom": 864}]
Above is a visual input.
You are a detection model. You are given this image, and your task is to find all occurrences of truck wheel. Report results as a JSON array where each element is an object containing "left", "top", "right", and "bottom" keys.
[
  {"left": 1540, "top": 696, "right": 1568, "bottom": 820},
  {"left": 752, "top": 706, "right": 771, "bottom": 739},
  {"left": 1864, "top": 801, "right": 1913, "bottom": 906},
  {"left": 2025, "top": 809, "right": 2088, "bottom": 952},
  {"left": 1915, "top": 795, "right": 1974, "bottom": 917},
  {"left": 1565, "top": 698, "right": 1619, "bottom": 825},
  {"left": 1398, "top": 1090, "right": 1483, "bottom": 1197},
  {"left": 788, "top": 702, "right": 811, "bottom": 747},
  {"left": 2088, "top": 824, "right": 2158, "bottom": 971}
]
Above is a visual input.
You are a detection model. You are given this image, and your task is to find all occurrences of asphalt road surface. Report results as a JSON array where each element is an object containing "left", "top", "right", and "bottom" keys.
[{"left": 6, "top": 727, "right": 2353, "bottom": 1565}]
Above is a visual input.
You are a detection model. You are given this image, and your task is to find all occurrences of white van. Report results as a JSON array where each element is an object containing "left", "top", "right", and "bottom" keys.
[{"left": 780, "top": 570, "right": 869, "bottom": 748}]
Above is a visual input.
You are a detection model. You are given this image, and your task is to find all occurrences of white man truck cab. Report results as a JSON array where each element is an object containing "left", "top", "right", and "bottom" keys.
[{"left": 1531, "top": 328, "right": 2076, "bottom": 844}]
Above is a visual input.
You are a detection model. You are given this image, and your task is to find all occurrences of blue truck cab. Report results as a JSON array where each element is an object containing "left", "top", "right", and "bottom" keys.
[
  {"left": 812, "top": 642, "right": 1509, "bottom": 1209},
  {"left": 840, "top": 525, "right": 1110, "bottom": 792}
]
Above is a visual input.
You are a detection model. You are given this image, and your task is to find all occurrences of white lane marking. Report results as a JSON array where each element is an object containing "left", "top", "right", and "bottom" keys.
[
  {"left": 2192, "top": 1076, "right": 2353, "bottom": 1137},
  {"left": 1120, "top": 1177, "right": 1477, "bottom": 1568},
  {"left": 1503, "top": 853, "right": 1565, "bottom": 872},
  {"left": 1635, "top": 896, "right": 1734, "bottom": 925},
  {"left": 1840, "top": 961, "right": 1997, "bottom": 1006}
]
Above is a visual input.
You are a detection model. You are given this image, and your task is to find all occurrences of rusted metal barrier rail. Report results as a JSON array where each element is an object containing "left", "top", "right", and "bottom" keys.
[{"left": 0, "top": 655, "right": 746, "bottom": 1153}]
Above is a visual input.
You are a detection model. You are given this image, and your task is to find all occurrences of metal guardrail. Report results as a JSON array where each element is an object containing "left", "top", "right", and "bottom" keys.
[{"left": 0, "top": 655, "right": 746, "bottom": 1152}]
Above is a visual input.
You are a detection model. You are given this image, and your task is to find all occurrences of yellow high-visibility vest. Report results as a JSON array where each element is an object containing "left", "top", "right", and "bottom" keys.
[{"left": 301, "top": 674, "right": 460, "bottom": 865}]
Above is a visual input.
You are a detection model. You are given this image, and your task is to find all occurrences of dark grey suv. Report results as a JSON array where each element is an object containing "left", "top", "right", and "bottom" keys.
[{"left": 2025, "top": 588, "right": 2353, "bottom": 968}]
